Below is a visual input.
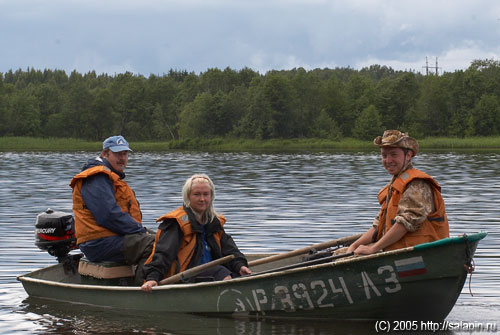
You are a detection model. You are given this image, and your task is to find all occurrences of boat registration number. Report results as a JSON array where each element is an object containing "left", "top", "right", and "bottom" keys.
[{"left": 217, "top": 264, "right": 402, "bottom": 313}]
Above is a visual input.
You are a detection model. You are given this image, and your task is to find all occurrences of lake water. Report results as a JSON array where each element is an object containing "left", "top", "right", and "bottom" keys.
[{"left": 0, "top": 150, "right": 499, "bottom": 334}]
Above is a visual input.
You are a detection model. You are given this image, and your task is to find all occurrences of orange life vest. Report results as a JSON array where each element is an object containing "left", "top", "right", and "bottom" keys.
[
  {"left": 145, "top": 206, "right": 224, "bottom": 278},
  {"left": 376, "top": 168, "right": 449, "bottom": 251},
  {"left": 70, "top": 165, "right": 142, "bottom": 244}
]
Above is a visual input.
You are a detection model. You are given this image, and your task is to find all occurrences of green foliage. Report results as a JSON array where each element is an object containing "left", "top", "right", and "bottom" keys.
[
  {"left": 261, "top": 74, "right": 298, "bottom": 138},
  {"left": 466, "top": 94, "right": 500, "bottom": 136},
  {"left": 2, "top": 60, "right": 500, "bottom": 142},
  {"left": 353, "top": 105, "right": 383, "bottom": 140},
  {"left": 3, "top": 136, "right": 500, "bottom": 152},
  {"left": 322, "top": 75, "right": 348, "bottom": 135},
  {"left": 10, "top": 91, "right": 41, "bottom": 136},
  {"left": 375, "top": 72, "right": 419, "bottom": 131},
  {"left": 179, "top": 92, "right": 217, "bottom": 138},
  {"left": 310, "top": 109, "right": 342, "bottom": 140},
  {"left": 409, "top": 75, "right": 451, "bottom": 137}
]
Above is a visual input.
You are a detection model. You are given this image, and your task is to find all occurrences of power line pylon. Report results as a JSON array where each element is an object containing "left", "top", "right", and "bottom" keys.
[{"left": 422, "top": 57, "right": 441, "bottom": 75}]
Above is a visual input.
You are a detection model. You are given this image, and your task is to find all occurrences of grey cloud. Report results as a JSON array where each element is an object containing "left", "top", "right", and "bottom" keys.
[{"left": 1, "top": 0, "right": 500, "bottom": 74}]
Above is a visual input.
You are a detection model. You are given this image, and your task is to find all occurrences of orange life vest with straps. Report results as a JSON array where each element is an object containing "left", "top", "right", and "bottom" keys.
[
  {"left": 145, "top": 206, "right": 224, "bottom": 278},
  {"left": 376, "top": 168, "right": 449, "bottom": 251},
  {"left": 70, "top": 165, "right": 142, "bottom": 244}
]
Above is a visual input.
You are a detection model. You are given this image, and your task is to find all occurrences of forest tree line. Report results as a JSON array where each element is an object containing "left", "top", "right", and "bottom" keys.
[{"left": 1, "top": 59, "right": 500, "bottom": 141}]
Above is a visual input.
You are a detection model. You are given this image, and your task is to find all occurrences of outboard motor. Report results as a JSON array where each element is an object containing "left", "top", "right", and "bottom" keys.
[{"left": 35, "top": 208, "right": 77, "bottom": 262}]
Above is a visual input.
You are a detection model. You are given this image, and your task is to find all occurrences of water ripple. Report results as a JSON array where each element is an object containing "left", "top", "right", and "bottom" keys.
[{"left": 1, "top": 151, "right": 499, "bottom": 333}]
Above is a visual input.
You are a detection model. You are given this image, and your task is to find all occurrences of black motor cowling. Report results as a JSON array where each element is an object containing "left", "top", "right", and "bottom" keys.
[{"left": 35, "top": 208, "right": 77, "bottom": 262}]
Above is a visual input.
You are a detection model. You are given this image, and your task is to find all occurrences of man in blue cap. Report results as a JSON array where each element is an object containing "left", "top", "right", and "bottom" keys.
[{"left": 70, "top": 135, "right": 154, "bottom": 276}]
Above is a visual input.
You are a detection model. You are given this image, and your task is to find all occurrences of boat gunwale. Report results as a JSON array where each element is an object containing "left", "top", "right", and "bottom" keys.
[{"left": 17, "top": 232, "right": 486, "bottom": 292}]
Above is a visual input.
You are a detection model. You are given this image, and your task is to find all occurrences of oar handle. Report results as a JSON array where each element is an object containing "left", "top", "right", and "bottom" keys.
[
  {"left": 249, "top": 252, "right": 355, "bottom": 277},
  {"left": 248, "top": 233, "right": 362, "bottom": 267},
  {"left": 159, "top": 254, "right": 235, "bottom": 285}
]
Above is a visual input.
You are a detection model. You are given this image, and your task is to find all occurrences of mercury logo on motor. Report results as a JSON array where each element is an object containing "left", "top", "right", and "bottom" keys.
[{"left": 36, "top": 228, "right": 57, "bottom": 234}]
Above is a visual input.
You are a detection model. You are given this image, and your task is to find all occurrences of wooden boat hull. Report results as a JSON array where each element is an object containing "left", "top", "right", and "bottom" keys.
[{"left": 18, "top": 232, "right": 486, "bottom": 321}]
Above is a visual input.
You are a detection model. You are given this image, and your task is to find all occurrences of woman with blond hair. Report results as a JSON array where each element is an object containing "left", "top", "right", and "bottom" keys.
[{"left": 141, "top": 174, "right": 251, "bottom": 291}]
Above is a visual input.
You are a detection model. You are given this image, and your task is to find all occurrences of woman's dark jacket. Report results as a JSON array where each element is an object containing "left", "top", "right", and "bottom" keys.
[{"left": 143, "top": 206, "right": 248, "bottom": 283}]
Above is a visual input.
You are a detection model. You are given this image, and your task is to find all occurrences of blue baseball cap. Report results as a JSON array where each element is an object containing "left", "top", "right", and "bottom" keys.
[{"left": 102, "top": 135, "right": 132, "bottom": 152}]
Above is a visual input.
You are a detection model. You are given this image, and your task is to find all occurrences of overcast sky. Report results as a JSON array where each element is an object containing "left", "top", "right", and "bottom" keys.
[{"left": 1, "top": 0, "right": 500, "bottom": 76}]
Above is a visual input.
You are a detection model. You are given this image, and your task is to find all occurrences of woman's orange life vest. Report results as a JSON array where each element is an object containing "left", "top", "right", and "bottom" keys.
[
  {"left": 376, "top": 168, "right": 449, "bottom": 251},
  {"left": 70, "top": 165, "right": 142, "bottom": 245},
  {"left": 145, "top": 206, "right": 224, "bottom": 278}
]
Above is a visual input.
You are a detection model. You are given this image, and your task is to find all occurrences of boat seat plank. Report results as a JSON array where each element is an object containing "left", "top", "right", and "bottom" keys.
[{"left": 78, "top": 258, "right": 134, "bottom": 279}]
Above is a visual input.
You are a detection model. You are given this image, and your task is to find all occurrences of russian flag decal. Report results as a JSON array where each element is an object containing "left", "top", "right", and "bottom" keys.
[{"left": 394, "top": 256, "right": 427, "bottom": 277}]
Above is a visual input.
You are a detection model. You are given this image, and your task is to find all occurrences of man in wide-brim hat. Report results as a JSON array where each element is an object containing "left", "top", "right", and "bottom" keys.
[{"left": 347, "top": 130, "right": 449, "bottom": 254}]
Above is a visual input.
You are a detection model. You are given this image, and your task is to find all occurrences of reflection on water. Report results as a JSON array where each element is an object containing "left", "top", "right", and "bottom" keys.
[
  {"left": 17, "top": 297, "right": 379, "bottom": 335},
  {"left": 1, "top": 151, "right": 499, "bottom": 334}
]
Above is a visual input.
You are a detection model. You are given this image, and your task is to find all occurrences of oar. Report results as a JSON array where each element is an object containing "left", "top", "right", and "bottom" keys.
[
  {"left": 248, "top": 233, "right": 362, "bottom": 267},
  {"left": 248, "top": 251, "right": 355, "bottom": 277},
  {"left": 159, "top": 254, "right": 235, "bottom": 285}
]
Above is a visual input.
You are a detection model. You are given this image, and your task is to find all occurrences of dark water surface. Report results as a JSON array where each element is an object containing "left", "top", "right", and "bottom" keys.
[{"left": 0, "top": 151, "right": 498, "bottom": 334}]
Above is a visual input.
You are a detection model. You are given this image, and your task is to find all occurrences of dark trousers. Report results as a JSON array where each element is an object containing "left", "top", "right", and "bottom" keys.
[
  {"left": 122, "top": 233, "right": 155, "bottom": 285},
  {"left": 194, "top": 265, "right": 232, "bottom": 282}
]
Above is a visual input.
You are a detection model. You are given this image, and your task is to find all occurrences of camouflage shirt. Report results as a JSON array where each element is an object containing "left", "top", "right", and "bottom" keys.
[{"left": 373, "top": 164, "right": 435, "bottom": 233}]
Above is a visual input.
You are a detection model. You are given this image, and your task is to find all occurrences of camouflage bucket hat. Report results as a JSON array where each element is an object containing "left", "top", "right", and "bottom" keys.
[{"left": 373, "top": 130, "right": 419, "bottom": 156}]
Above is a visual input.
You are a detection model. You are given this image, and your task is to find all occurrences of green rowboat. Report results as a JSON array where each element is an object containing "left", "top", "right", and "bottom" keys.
[{"left": 18, "top": 232, "right": 486, "bottom": 321}]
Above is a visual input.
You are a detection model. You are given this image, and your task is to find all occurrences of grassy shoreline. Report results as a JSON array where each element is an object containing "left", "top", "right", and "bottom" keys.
[{"left": 1, "top": 136, "right": 500, "bottom": 152}]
